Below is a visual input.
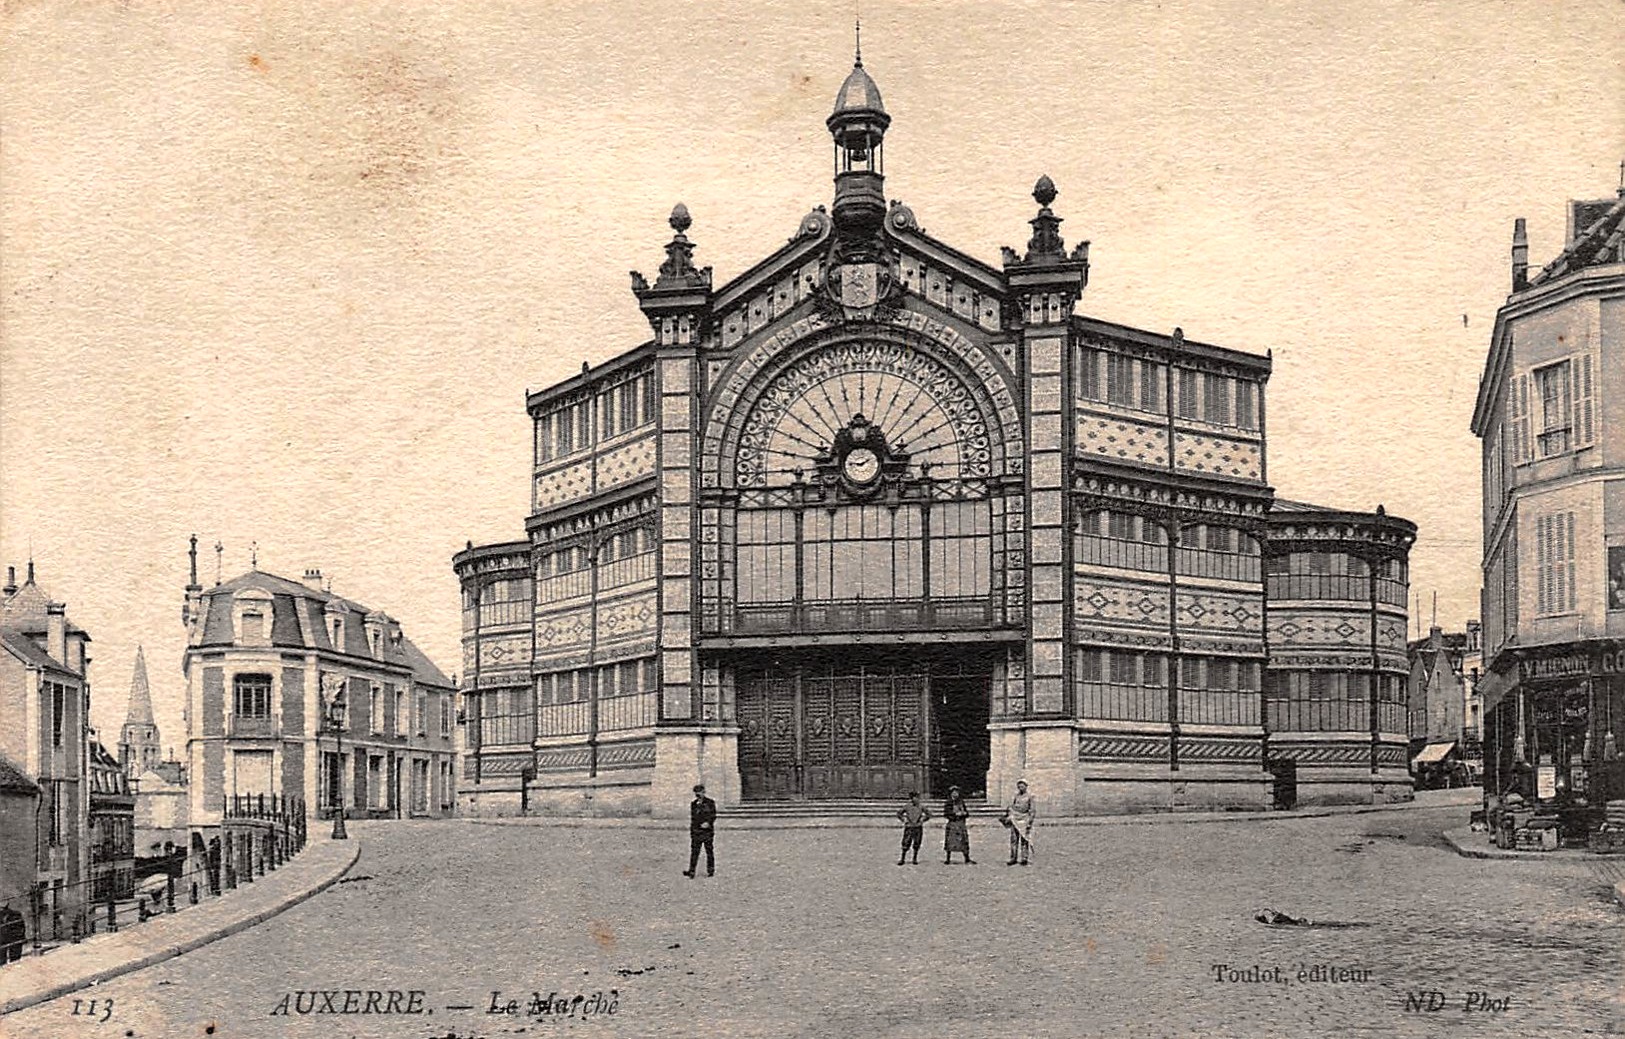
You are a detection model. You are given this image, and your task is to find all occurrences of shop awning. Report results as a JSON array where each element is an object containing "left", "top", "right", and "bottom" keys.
[
  {"left": 1413, "top": 741, "right": 1458, "bottom": 765},
  {"left": 1476, "top": 667, "right": 1515, "bottom": 715}
]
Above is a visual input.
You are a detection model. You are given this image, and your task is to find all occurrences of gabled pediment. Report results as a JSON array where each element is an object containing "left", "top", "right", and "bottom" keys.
[{"left": 707, "top": 203, "right": 1011, "bottom": 361}]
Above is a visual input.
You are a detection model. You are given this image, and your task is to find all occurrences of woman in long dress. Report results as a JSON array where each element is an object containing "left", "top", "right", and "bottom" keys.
[{"left": 943, "top": 786, "right": 974, "bottom": 864}]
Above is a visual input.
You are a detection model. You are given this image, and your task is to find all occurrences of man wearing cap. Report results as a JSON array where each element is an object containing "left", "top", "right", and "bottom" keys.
[
  {"left": 1006, "top": 779, "right": 1036, "bottom": 866},
  {"left": 683, "top": 783, "right": 717, "bottom": 878}
]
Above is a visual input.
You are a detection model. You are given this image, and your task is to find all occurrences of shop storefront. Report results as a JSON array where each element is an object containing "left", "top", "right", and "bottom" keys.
[{"left": 1482, "top": 640, "right": 1625, "bottom": 847}]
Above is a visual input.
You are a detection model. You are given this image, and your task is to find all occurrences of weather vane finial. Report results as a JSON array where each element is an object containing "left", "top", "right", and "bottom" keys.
[
  {"left": 854, "top": 10, "right": 862, "bottom": 68},
  {"left": 250, "top": 541, "right": 258, "bottom": 570}
]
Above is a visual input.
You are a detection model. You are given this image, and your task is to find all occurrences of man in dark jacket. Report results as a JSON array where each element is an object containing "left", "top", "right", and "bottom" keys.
[{"left": 683, "top": 783, "right": 717, "bottom": 878}]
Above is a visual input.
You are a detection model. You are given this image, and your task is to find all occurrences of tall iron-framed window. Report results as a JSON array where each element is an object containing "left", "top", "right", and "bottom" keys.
[
  {"left": 1264, "top": 670, "right": 1368, "bottom": 731},
  {"left": 1375, "top": 673, "right": 1406, "bottom": 734},
  {"left": 537, "top": 546, "right": 592, "bottom": 602},
  {"left": 370, "top": 681, "right": 384, "bottom": 733},
  {"left": 1265, "top": 550, "right": 1371, "bottom": 601},
  {"left": 1375, "top": 555, "right": 1407, "bottom": 606},
  {"left": 1077, "top": 647, "right": 1169, "bottom": 721},
  {"left": 928, "top": 500, "right": 991, "bottom": 598},
  {"left": 1536, "top": 512, "right": 1576, "bottom": 615},
  {"left": 478, "top": 686, "right": 534, "bottom": 746},
  {"left": 1534, "top": 360, "right": 1572, "bottom": 458},
  {"left": 1176, "top": 523, "right": 1261, "bottom": 582},
  {"left": 738, "top": 510, "right": 798, "bottom": 604},
  {"left": 601, "top": 525, "right": 657, "bottom": 589},
  {"left": 233, "top": 674, "right": 272, "bottom": 719},
  {"left": 1177, "top": 655, "right": 1261, "bottom": 726},
  {"left": 1077, "top": 509, "right": 1167, "bottom": 572},
  {"left": 478, "top": 577, "right": 532, "bottom": 626},
  {"left": 804, "top": 504, "right": 928, "bottom": 601}
]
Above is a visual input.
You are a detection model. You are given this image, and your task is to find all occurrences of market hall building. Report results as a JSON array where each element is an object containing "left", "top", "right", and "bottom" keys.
[{"left": 454, "top": 56, "right": 1416, "bottom": 818}]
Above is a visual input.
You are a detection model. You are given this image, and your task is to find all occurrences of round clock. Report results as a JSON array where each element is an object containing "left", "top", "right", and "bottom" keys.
[{"left": 843, "top": 447, "right": 881, "bottom": 485}]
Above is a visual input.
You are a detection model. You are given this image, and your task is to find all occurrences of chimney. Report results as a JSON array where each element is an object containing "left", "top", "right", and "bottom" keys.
[
  {"left": 302, "top": 568, "right": 325, "bottom": 592},
  {"left": 2, "top": 566, "right": 14, "bottom": 596},
  {"left": 46, "top": 602, "right": 67, "bottom": 665},
  {"left": 1429, "top": 624, "right": 1443, "bottom": 651},
  {"left": 1511, "top": 217, "right": 1529, "bottom": 291}
]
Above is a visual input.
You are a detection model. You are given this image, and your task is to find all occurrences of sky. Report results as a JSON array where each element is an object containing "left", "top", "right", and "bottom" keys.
[{"left": 2, "top": 0, "right": 1621, "bottom": 748}]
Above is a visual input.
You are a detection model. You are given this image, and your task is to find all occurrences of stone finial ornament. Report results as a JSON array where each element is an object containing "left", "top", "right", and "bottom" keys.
[{"left": 1033, "top": 174, "right": 1057, "bottom": 208}]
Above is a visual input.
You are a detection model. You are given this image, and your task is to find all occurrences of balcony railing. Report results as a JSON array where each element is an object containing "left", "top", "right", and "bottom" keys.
[{"left": 733, "top": 596, "right": 1003, "bottom": 636}]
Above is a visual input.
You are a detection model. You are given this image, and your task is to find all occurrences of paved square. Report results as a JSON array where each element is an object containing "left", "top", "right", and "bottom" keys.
[{"left": 6, "top": 804, "right": 1620, "bottom": 1038}]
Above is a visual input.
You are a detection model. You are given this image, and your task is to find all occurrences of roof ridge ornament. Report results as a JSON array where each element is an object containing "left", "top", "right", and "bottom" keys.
[{"left": 631, "top": 203, "right": 713, "bottom": 297}]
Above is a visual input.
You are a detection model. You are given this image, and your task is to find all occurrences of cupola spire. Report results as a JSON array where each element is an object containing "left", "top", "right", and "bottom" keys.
[{"left": 827, "top": 37, "right": 890, "bottom": 237}]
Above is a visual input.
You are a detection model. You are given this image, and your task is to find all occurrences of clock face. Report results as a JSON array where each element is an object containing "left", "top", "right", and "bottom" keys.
[{"left": 843, "top": 447, "right": 881, "bottom": 485}]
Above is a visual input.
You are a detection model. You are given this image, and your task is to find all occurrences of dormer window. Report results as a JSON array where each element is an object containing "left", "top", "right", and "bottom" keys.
[
  {"left": 232, "top": 589, "right": 274, "bottom": 646},
  {"left": 330, "top": 616, "right": 344, "bottom": 650},
  {"left": 369, "top": 628, "right": 382, "bottom": 658}
]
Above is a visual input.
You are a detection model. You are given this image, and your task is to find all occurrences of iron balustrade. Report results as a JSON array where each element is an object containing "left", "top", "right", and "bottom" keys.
[{"left": 733, "top": 595, "right": 1001, "bottom": 635}]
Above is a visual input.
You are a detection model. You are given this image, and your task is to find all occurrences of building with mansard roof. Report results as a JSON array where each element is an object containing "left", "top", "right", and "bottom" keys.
[
  {"left": 180, "top": 540, "right": 458, "bottom": 832},
  {"left": 1473, "top": 188, "right": 1625, "bottom": 826},
  {"left": 454, "top": 52, "right": 1415, "bottom": 817}
]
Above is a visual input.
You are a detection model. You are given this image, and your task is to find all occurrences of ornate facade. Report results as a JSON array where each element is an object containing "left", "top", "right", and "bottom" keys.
[{"left": 455, "top": 55, "right": 1414, "bottom": 816}]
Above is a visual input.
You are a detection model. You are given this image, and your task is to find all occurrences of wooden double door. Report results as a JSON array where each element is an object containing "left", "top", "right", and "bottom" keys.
[{"left": 737, "top": 661, "right": 990, "bottom": 800}]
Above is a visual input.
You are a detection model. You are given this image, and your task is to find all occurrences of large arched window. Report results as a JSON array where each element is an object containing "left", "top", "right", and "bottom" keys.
[{"left": 735, "top": 341, "right": 993, "bottom": 488}]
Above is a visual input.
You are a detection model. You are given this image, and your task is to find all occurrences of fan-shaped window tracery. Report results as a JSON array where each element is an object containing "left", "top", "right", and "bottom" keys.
[{"left": 735, "top": 341, "right": 992, "bottom": 488}]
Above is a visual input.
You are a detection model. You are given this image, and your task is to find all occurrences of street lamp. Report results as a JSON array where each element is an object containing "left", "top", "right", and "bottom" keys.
[{"left": 323, "top": 675, "right": 349, "bottom": 841}]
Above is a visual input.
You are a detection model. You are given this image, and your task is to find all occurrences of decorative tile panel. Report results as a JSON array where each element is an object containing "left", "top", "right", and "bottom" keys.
[
  {"left": 1178, "top": 738, "right": 1262, "bottom": 763},
  {"left": 478, "top": 635, "right": 532, "bottom": 670},
  {"left": 598, "top": 435, "right": 656, "bottom": 490},
  {"left": 1268, "top": 611, "right": 1371, "bottom": 648},
  {"left": 1077, "top": 734, "right": 1167, "bottom": 761},
  {"left": 1173, "top": 431, "right": 1262, "bottom": 482},
  {"left": 1175, "top": 589, "right": 1265, "bottom": 634},
  {"left": 1077, "top": 414, "right": 1169, "bottom": 468},
  {"left": 534, "top": 460, "right": 593, "bottom": 510}
]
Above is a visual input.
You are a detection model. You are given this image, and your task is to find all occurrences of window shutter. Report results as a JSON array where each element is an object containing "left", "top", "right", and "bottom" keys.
[
  {"left": 1564, "top": 512, "right": 1576, "bottom": 611},
  {"left": 1509, "top": 374, "right": 1529, "bottom": 464},
  {"left": 1575, "top": 353, "right": 1595, "bottom": 448}
]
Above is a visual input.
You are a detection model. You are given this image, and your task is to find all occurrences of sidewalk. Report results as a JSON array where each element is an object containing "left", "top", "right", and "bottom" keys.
[
  {"left": 0, "top": 836, "right": 360, "bottom": 1016},
  {"left": 466, "top": 787, "right": 1483, "bottom": 831}
]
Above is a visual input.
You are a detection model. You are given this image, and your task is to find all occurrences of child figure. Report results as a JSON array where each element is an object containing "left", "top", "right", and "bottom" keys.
[{"left": 896, "top": 791, "right": 931, "bottom": 865}]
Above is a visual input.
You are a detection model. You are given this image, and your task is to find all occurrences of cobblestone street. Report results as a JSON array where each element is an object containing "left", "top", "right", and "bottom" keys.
[{"left": 9, "top": 804, "right": 1620, "bottom": 1039}]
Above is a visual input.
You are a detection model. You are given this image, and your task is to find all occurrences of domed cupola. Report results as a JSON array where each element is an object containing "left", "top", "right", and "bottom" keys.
[{"left": 826, "top": 27, "right": 890, "bottom": 236}]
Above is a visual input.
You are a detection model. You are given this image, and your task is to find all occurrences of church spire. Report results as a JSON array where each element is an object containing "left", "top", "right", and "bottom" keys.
[
  {"left": 125, "top": 645, "right": 155, "bottom": 726},
  {"left": 119, "top": 645, "right": 162, "bottom": 777}
]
